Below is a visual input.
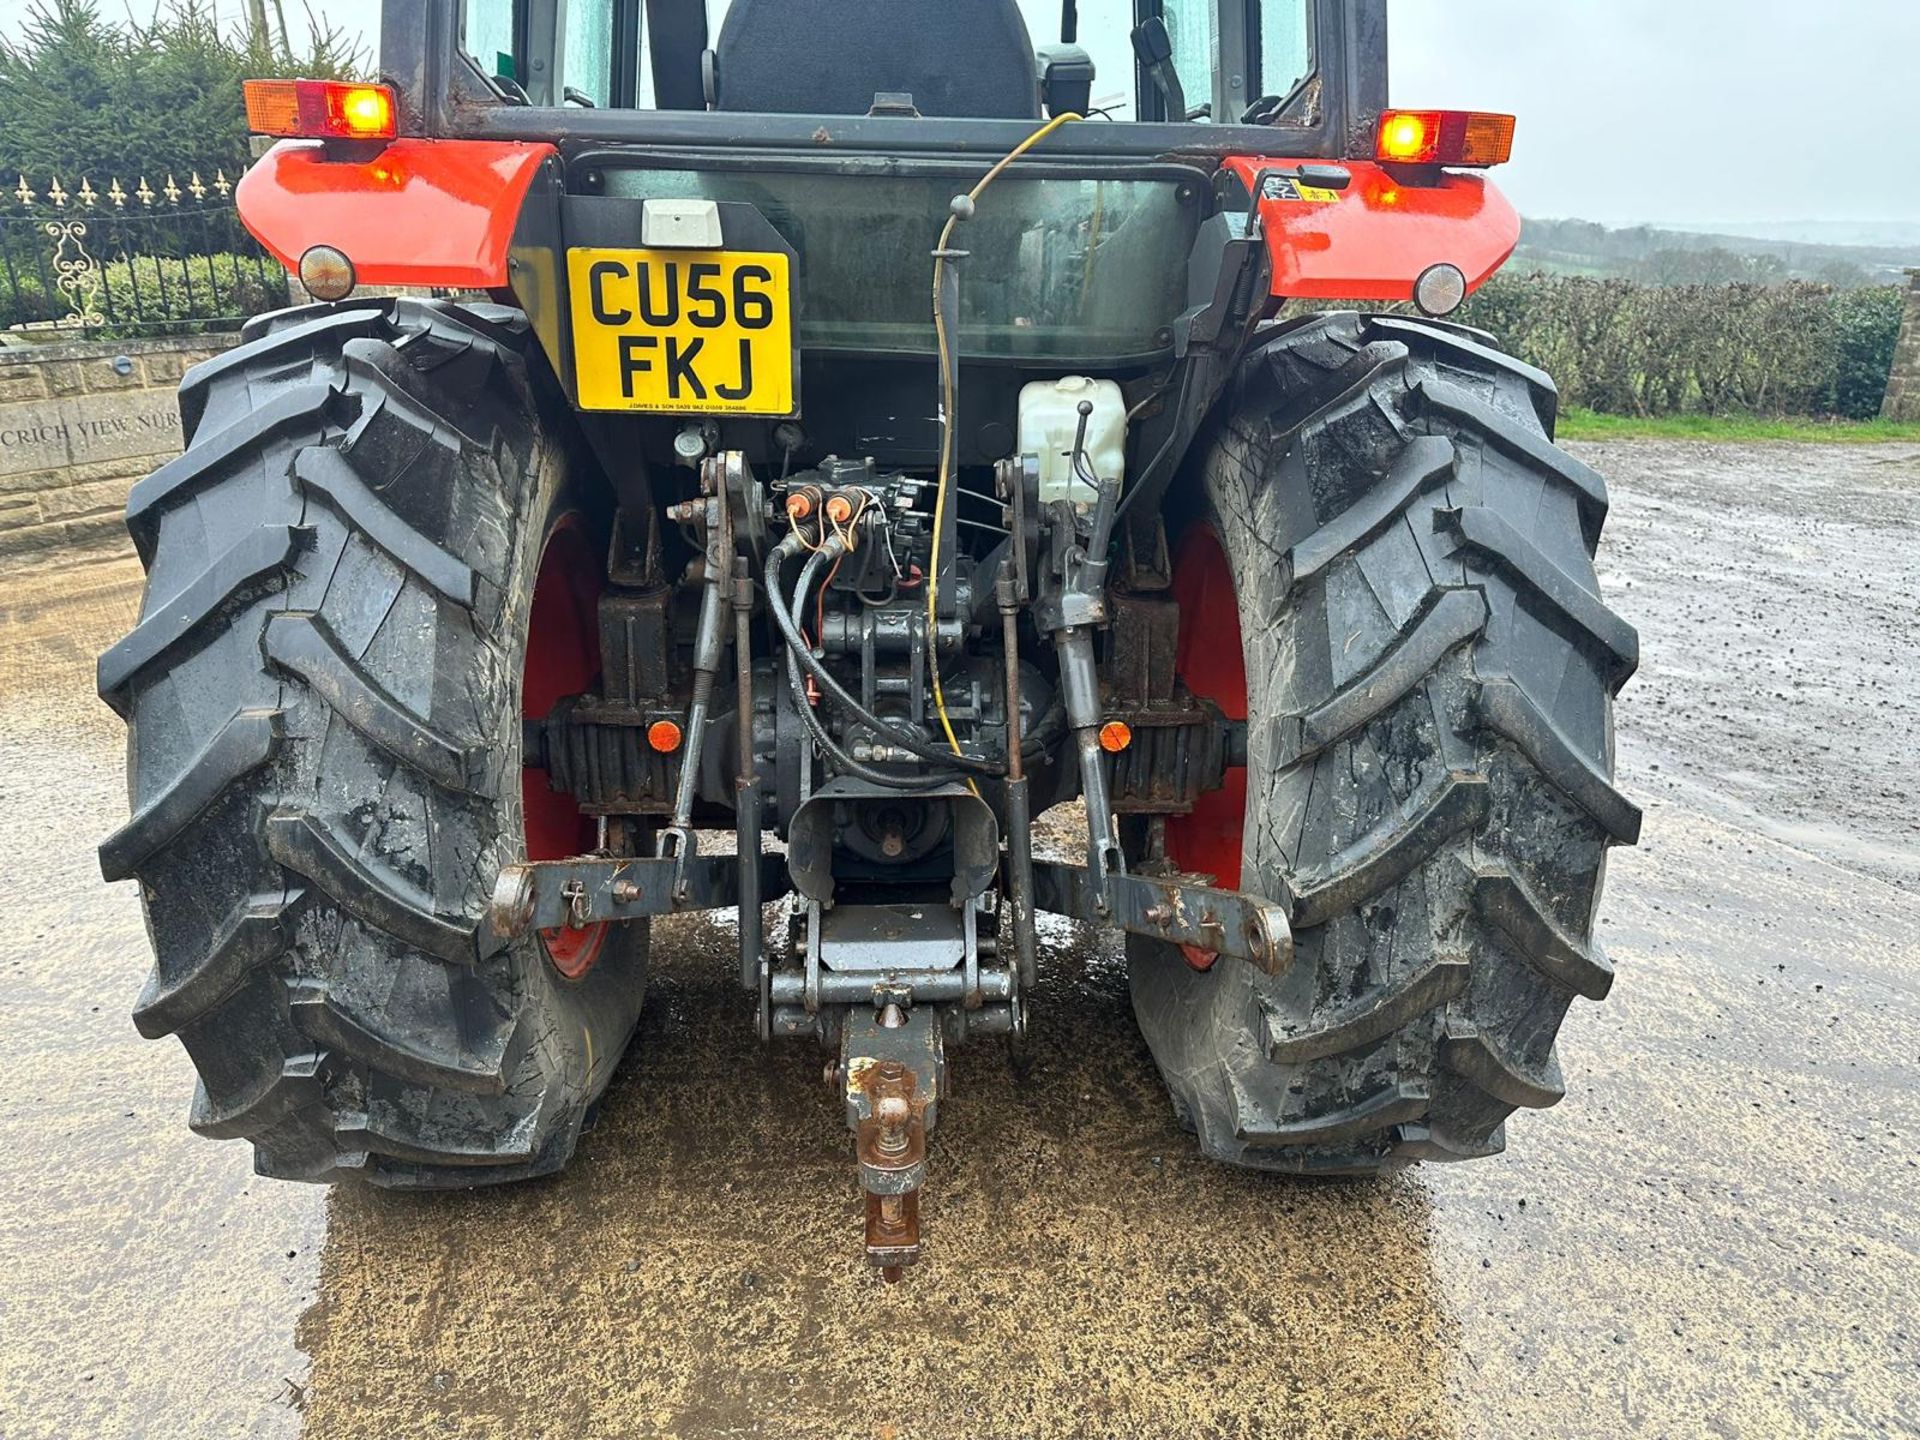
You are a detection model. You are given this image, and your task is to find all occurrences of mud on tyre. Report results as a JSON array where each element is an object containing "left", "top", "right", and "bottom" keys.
[
  {"left": 1130, "top": 312, "right": 1641, "bottom": 1172},
  {"left": 98, "top": 298, "right": 647, "bottom": 1187}
]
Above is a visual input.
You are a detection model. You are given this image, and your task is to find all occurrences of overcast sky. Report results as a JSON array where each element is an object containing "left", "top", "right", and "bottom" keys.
[
  {"left": 1393, "top": 0, "right": 1920, "bottom": 228},
  {"left": 3, "top": 0, "right": 1914, "bottom": 228}
]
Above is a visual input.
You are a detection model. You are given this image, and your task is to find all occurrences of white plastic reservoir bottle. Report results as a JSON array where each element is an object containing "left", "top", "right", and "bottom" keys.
[{"left": 1017, "top": 376, "right": 1128, "bottom": 505}]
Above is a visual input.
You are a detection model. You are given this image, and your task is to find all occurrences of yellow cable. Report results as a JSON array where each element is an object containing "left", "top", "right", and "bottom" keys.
[
  {"left": 788, "top": 507, "right": 816, "bottom": 552},
  {"left": 928, "top": 111, "right": 1080, "bottom": 784}
]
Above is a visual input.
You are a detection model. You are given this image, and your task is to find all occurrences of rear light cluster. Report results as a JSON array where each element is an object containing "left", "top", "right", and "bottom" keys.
[
  {"left": 244, "top": 79, "right": 397, "bottom": 141},
  {"left": 1376, "top": 110, "right": 1515, "bottom": 168}
]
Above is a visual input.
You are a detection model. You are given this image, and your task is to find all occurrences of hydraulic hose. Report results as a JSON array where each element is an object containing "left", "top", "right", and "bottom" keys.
[
  {"left": 790, "top": 543, "right": 1005, "bottom": 778},
  {"left": 792, "top": 545, "right": 1066, "bottom": 765},
  {"left": 782, "top": 543, "right": 954, "bottom": 791},
  {"left": 780, "top": 644, "right": 952, "bottom": 792},
  {"left": 766, "top": 536, "right": 1007, "bottom": 779}
]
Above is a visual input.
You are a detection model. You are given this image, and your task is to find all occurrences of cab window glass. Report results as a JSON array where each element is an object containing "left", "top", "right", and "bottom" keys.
[
  {"left": 1159, "top": 0, "right": 1216, "bottom": 117},
  {"left": 677, "top": 1, "right": 1146, "bottom": 118},
  {"left": 462, "top": 0, "right": 516, "bottom": 82},
  {"left": 1258, "top": 0, "right": 1313, "bottom": 98},
  {"left": 560, "top": 0, "right": 614, "bottom": 105},
  {"left": 471, "top": 0, "right": 1316, "bottom": 121},
  {"left": 1024, "top": 1, "right": 1138, "bottom": 120}
]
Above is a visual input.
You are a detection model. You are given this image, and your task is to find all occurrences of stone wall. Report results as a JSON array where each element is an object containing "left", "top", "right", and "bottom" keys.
[
  {"left": 1884, "top": 269, "right": 1920, "bottom": 423},
  {"left": 0, "top": 334, "right": 231, "bottom": 556}
]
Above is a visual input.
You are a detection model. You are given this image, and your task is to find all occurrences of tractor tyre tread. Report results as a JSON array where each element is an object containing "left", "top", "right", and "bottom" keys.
[
  {"left": 101, "top": 296, "right": 647, "bottom": 1188},
  {"left": 1130, "top": 310, "right": 1638, "bottom": 1172}
]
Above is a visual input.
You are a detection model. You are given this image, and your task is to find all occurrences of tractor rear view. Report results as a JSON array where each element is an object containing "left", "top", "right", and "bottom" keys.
[{"left": 99, "top": 0, "right": 1639, "bottom": 1279}]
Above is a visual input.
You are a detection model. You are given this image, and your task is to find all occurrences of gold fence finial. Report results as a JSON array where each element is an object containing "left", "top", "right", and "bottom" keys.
[{"left": 4, "top": 164, "right": 254, "bottom": 212}]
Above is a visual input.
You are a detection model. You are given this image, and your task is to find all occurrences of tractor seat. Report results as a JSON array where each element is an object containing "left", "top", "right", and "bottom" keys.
[{"left": 711, "top": 0, "right": 1041, "bottom": 119}]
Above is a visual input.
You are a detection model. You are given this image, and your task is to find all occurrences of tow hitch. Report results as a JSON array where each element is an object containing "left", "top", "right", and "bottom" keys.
[{"left": 841, "top": 1003, "right": 941, "bottom": 1282}]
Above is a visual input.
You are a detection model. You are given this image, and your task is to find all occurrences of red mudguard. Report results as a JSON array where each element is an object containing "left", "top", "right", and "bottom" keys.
[
  {"left": 1221, "top": 156, "right": 1520, "bottom": 304},
  {"left": 236, "top": 138, "right": 557, "bottom": 290}
]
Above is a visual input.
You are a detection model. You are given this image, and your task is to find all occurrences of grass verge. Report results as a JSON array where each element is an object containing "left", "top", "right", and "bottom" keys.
[{"left": 1557, "top": 408, "right": 1920, "bottom": 444}]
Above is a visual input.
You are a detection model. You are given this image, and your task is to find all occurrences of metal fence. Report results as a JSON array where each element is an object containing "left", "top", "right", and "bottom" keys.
[{"left": 2, "top": 166, "right": 290, "bottom": 337}]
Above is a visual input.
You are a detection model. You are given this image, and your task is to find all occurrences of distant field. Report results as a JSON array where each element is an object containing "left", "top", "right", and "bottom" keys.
[
  {"left": 1557, "top": 407, "right": 1920, "bottom": 444},
  {"left": 1517, "top": 216, "right": 1914, "bottom": 286}
]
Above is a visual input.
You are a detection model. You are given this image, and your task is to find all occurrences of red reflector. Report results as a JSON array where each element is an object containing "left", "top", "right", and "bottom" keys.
[
  {"left": 244, "top": 80, "right": 397, "bottom": 141},
  {"left": 1376, "top": 110, "right": 1515, "bottom": 167}
]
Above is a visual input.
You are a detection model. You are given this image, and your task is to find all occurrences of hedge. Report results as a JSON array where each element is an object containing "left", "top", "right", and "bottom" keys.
[
  {"left": 1457, "top": 274, "right": 1905, "bottom": 421},
  {"left": 0, "top": 0, "right": 362, "bottom": 185}
]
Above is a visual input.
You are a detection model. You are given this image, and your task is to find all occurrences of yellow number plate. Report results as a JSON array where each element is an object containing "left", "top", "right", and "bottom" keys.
[{"left": 567, "top": 247, "right": 794, "bottom": 415}]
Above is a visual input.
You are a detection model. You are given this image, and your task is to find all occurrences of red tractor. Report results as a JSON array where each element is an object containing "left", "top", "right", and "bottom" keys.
[{"left": 99, "top": 0, "right": 1638, "bottom": 1280}]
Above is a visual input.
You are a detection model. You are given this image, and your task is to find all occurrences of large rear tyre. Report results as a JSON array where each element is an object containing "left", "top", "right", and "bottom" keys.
[
  {"left": 1130, "top": 312, "right": 1640, "bottom": 1171},
  {"left": 98, "top": 298, "right": 647, "bottom": 1187}
]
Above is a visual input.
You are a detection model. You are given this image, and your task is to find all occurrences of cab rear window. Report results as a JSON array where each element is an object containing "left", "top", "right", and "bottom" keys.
[{"left": 459, "top": 0, "right": 1314, "bottom": 124}]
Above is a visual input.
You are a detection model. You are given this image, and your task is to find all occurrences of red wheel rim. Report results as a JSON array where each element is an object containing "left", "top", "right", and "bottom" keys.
[
  {"left": 523, "top": 513, "right": 608, "bottom": 979},
  {"left": 1164, "top": 525, "right": 1247, "bottom": 972}
]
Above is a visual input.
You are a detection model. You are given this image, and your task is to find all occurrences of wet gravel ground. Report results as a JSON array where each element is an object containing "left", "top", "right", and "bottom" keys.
[
  {"left": 0, "top": 440, "right": 1915, "bottom": 1439},
  {"left": 1590, "top": 440, "right": 1920, "bottom": 890}
]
